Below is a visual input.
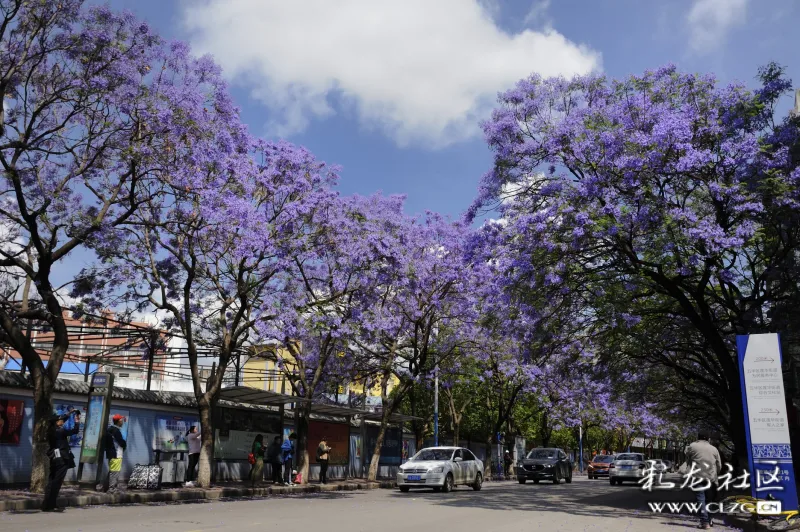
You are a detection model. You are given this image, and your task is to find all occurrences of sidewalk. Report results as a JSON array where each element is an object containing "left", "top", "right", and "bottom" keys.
[{"left": 0, "top": 479, "right": 396, "bottom": 512}]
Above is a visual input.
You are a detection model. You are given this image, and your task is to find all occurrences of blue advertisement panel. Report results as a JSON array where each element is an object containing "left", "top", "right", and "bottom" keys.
[
  {"left": 737, "top": 334, "right": 798, "bottom": 511},
  {"left": 366, "top": 426, "right": 402, "bottom": 465},
  {"left": 80, "top": 395, "right": 106, "bottom": 462},
  {"left": 154, "top": 415, "right": 199, "bottom": 451}
]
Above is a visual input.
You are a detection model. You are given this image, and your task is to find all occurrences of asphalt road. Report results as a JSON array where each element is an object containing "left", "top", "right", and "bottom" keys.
[{"left": 1, "top": 476, "right": 741, "bottom": 532}]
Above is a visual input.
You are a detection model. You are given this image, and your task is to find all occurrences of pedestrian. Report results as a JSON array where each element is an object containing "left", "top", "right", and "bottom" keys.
[
  {"left": 104, "top": 414, "right": 127, "bottom": 493},
  {"left": 317, "top": 436, "right": 332, "bottom": 484},
  {"left": 42, "top": 411, "right": 81, "bottom": 512},
  {"left": 504, "top": 450, "right": 513, "bottom": 478},
  {"left": 185, "top": 425, "right": 201, "bottom": 487},
  {"left": 282, "top": 432, "right": 297, "bottom": 486},
  {"left": 684, "top": 430, "right": 722, "bottom": 530},
  {"left": 266, "top": 435, "right": 283, "bottom": 484},
  {"left": 249, "top": 434, "right": 265, "bottom": 487},
  {"left": 0, "top": 352, "right": 10, "bottom": 370}
]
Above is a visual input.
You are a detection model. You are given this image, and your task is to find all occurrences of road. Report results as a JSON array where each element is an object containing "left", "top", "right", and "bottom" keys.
[{"left": 1, "top": 476, "right": 740, "bottom": 532}]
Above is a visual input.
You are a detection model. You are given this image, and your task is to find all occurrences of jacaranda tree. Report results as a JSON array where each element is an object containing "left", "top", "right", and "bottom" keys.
[
  {"left": 259, "top": 193, "right": 411, "bottom": 484},
  {"left": 0, "top": 1, "right": 232, "bottom": 490},
  {"left": 355, "top": 214, "right": 479, "bottom": 481},
  {"left": 469, "top": 63, "right": 800, "bottom": 468},
  {"left": 82, "top": 139, "right": 340, "bottom": 487}
]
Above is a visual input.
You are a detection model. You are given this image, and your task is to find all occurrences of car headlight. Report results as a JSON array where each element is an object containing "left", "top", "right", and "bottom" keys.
[
  {"left": 544, "top": 464, "right": 554, "bottom": 468},
  {"left": 428, "top": 466, "right": 444, "bottom": 474}
]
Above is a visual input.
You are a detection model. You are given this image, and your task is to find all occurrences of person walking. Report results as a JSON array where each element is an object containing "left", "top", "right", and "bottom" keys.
[
  {"left": 104, "top": 414, "right": 127, "bottom": 493},
  {"left": 267, "top": 435, "right": 283, "bottom": 484},
  {"left": 185, "top": 426, "right": 201, "bottom": 487},
  {"left": 317, "top": 436, "right": 332, "bottom": 484},
  {"left": 281, "top": 433, "right": 297, "bottom": 486},
  {"left": 684, "top": 430, "right": 722, "bottom": 530},
  {"left": 504, "top": 450, "right": 513, "bottom": 478},
  {"left": 249, "top": 434, "right": 265, "bottom": 487},
  {"left": 42, "top": 411, "right": 81, "bottom": 511}
]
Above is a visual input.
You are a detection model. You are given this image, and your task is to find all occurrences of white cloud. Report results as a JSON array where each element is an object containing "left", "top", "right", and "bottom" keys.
[
  {"left": 686, "top": 0, "right": 749, "bottom": 54},
  {"left": 523, "top": 0, "right": 553, "bottom": 30},
  {"left": 182, "top": 0, "right": 600, "bottom": 148}
]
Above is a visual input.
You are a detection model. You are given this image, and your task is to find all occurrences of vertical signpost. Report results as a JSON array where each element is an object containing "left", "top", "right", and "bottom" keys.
[
  {"left": 76, "top": 373, "right": 114, "bottom": 485},
  {"left": 496, "top": 432, "right": 504, "bottom": 480},
  {"left": 737, "top": 333, "right": 798, "bottom": 511}
]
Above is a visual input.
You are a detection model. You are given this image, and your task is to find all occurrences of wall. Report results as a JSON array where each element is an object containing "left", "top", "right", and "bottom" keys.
[
  {"left": 0, "top": 393, "right": 33, "bottom": 483},
  {"left": 0, "top": 389, "right": 199, "bottom": 485},
  {"left": 1, "top": 385, "right": 410, "bottom": 484}
]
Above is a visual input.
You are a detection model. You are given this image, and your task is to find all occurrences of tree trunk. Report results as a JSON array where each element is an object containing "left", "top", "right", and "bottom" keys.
[
  {"left": 30, "top": 378, "right": 54, "bottom": 493},
  {"left": 294, "top": 406, "right": 311, "bottom": 484},
  {"left": 726, "top": 386, "right": 749, "bottom": 473},
  {"left": 367, "top": 408, "right": 392, "bottom": 481},
  {"left": 484, "top": 433, "right": 494, "bottom": 479},
  {"left": 453, "top": 421, "right": 460, "bottom": 445},
  {"left": 540, "top": 411, "right": 551, "bottom": 447},
  {"left": 197, "top": 401, "right": 215, "bottom": 488},
  {"left": 414, "top": 423, "right": 425, "bottom": 451}
]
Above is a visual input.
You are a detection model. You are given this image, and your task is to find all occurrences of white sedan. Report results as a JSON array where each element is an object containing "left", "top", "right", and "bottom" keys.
[
  {"left": 609, "top": 452, "right": 647, "bottom": 485},
  {"left": 397, "top": 447, "right": 484, "bottom": 493}
]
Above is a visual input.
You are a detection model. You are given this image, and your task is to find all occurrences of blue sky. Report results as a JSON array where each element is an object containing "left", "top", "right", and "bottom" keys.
[{"left": 101, "top": 0, "right": 800, "bottom": 220}]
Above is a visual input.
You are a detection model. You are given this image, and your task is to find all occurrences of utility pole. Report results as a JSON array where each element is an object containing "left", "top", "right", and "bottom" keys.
[{"left": 434, "top": 352, "right": 439, "bottom": 446}]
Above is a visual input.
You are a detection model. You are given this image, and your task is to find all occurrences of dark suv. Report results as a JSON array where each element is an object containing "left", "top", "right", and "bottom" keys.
[{"left": 516, "top": 448, "right": 573, "bottom": 484}]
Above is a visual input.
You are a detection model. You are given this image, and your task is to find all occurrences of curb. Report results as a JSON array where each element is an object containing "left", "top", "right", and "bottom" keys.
[{"left": 0, "top": 481, "right": 397, "bottom": 512}]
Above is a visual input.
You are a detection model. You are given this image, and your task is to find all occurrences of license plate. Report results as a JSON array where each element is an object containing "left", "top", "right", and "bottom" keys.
[
  {"left": 407, "top": 475, "right": 421, "bottom": 481},
  {"left": 621, "top": 465, "right": 632, "bottom": 470}
]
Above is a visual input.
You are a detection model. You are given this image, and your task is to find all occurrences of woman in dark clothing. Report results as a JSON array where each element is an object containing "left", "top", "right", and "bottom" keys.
[
  {"left": 43, "top": 411, "right": 81, "bottom": 511},
  {"left": 250, "top": 434, "right": 265, "bottom": 487}
]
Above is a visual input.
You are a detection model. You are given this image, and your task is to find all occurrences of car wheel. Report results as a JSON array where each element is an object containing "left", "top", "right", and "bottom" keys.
[
  {"left": 442, "top": 473, "right": 454, "bottom": 493},
  {"left": 399, "top": 487, "right": 410, "bottom": 493},
  {"left": 610, "top": 478, "right": 616, "bottom": 485},
  {"left": 533, "top": 479, "right": 540, "bottom": 484},
  {"left": 565, "top": 471, "right": 572, "bottom": 484},
  {"left": 552, "top": 469, "right": 560, "bottom": 485},
  {"left": 518, "top": 478, "right": 526, "bottom": 484},
  {"left": 588, "top": 474, "right": 594, "bottom": 480},
  {"left": 473, "top": 473, "right": 483, "bottom": 491}
]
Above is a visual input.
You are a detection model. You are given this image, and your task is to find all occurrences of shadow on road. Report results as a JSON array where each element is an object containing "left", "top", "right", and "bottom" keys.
[{"left": 389, "top": 477, "right": 732, "bottom": 529}]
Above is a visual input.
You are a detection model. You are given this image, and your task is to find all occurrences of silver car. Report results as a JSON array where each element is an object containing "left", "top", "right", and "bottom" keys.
[
  {"left": 646, "top": 459, "right": 668, "bottom": 474},
  {"left": 397, "top": 447, "right": 484, "bottom": 493},
  {"left": 609, "top": 452, "right": 647, "bottom": 485}
]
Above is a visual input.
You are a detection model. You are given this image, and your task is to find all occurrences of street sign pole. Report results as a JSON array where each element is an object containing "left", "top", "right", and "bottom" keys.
[
  {"left": 76, "top": 372, "right": 114, "bottom": 486},
  {"left": 737, "top": 333, "right": 798, "bottom": 511}
]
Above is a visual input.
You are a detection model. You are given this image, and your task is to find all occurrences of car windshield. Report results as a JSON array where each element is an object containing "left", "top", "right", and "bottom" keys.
[
  {"left": 411, "top": 449, "right": 453, "bottom": 461},
  {"left": 593, "top": 455, "right": 614, "bottom": 463},
  {"left": 527, "top": 449, "right": 556, "bottom": 459},
  {"left": 616, "top": 454, "right": 643, "bottom": 461}
]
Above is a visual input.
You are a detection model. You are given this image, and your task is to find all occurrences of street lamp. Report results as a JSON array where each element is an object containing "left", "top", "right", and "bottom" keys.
[{"left": 578, "top": 402, "right": 583, "bottom": 474}]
